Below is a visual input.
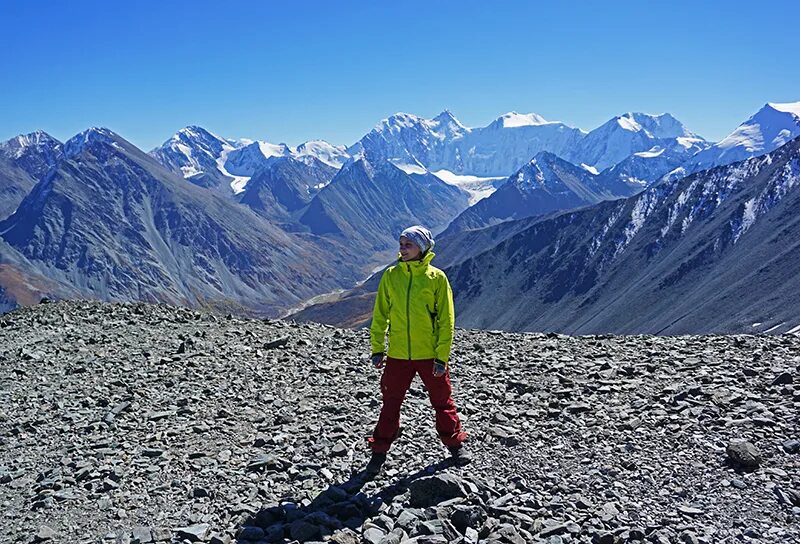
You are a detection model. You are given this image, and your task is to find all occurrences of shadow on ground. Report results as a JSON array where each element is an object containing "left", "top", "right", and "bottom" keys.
[{"left": 235, "top": 459, "right": 456, "bottom": 542}]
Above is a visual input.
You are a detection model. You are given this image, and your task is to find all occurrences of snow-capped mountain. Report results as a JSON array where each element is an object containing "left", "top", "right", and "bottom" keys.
[
  {"left": 0, "top": 130, "right": 64, "bottom": 176},
  {"left": 442, "top": 151, "right": 642, "bottom": 235},
  {"left": 349, "top": 110, "right": 706, "bottom": 178},
  {"left": 445, "top": 134, "right": 800, "bottom": 333},
  {"left": 668, "top": 102, "right": 800, "bottom": 179},
  {"left": 450, "top": 112, "right": 587, "bottom": 176},
  {"left": 0, "top": 128, "right": 365, "bottom": 315},
  {"left": 597, "top": 136, "right": 710, "bottom": 188},
  {"left": 567, "top": 113, "right": 702, "bottom": 171},
  {"left": 349, "top": 110, "right": 587, "bottom": 177},
  {"left": 346, "top": 111, "right": 467, "bottom": 168},
  {"left": 150, "top": 127, "right": 349, "bottom": 195},
  {"left": 224, "top": 140, "right": 292, "bottom": 174},
  {"left": 64, "top": 127, "right": 129, "bottom": 158},
  {"left": 0, "top": 131, "right": 64, "bottom": 219},
  {"left": 148, "top": 126, "right": 238, "bottom": 190},
  {"left": 294, "top": 140, "right": 349, "bottom": 167}
]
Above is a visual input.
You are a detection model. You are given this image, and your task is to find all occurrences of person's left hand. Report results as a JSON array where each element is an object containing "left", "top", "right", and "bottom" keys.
[
  {"left": 371, "top": 353, "right": 386, "bottom": 369},
  {"left": 433, "top": 359, "right": 447, "bottom": 377}
]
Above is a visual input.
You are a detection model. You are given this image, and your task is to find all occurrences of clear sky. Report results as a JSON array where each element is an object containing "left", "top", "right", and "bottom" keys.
[{"left": 1, "top": 0, "right": 798, "bottom": 150}]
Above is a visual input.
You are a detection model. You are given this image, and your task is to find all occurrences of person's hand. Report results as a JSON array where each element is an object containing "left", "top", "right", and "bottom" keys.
[
  {"left": 371, "top": 353, "right": 386, "bottom": 369},
  {"left": 433, "top": 359, "right": 447, "bottom": 377}
]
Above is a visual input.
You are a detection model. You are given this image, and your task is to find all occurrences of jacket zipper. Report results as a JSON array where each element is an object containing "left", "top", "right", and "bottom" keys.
[{"left": 406, "top": 263, "right": 412, "bottom": 359}]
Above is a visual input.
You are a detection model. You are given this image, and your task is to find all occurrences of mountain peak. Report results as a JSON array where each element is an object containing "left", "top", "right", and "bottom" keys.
[
  {"left": 529, "top": 150, "right": 562, "bottom": 165},
  {"left": 495, "top": 112, "right": 549, "bottom": 128},
  {"left": 0, "top": 130, "right": 62, "bottom": 157},
  {"left": 614, "top": 113, "right": 644, "bottom": 132},
  {"left": 679, "top": 100, "right": 800, "bottom": 174},
  {"left": 764, "top": 101, "right": 800, "bottom": 118},
  {"left": 64, "top": 127, "right": 121, "bottom": 157},
  {"left": 378, "top": 112, "right": 424, "bottom": 131},
  {"left": 433, "top": 109, "right": 465, "bottom": 128},
  {"left": 170, "top": 125, "right": 229, "bottom": 147},
  {"left": 603, "top": 112, "right": 694, "bottom": 140},
  {"left": 294, "top": 140, "right": 349, "bottom": 168}
]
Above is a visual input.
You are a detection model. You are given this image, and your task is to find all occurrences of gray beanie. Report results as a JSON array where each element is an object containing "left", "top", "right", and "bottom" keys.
[{"left": 400, "top": 225, "right": 434, "bottom": 254}]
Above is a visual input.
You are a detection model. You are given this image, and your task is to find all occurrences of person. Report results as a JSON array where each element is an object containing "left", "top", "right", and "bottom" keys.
[{"left": 365, "top": 225, "right": 470, "bottom": 475}]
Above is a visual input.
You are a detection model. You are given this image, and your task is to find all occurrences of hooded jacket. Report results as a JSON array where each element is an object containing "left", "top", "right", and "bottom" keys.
[{"left": 370, "top": 251, "right": 455, "bottom": 364}]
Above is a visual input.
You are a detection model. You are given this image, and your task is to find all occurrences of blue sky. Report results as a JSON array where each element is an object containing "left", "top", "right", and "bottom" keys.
[{"left": 1, "top": 0, "right": 798, "bottom": 150}]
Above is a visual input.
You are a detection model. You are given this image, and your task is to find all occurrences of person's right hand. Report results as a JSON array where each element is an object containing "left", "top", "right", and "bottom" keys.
[{"left": 371, "top": 353, "right": 386, "bottom": 369}]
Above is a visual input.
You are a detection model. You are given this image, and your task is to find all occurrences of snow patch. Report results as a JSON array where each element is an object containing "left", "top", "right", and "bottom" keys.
[
  {"left": 432, "top": 169, "right": 505, "bottom": 205},
  {"left": 216, "top": 145, "right": 251, "bottom": 194},
  {"left": 497, "top": 112, "right": 549, "bottom": 128},
  {"left": 768, "top": 101, "right": 800, "bottom": 117},
  {"left": 580, "top": 164, "right": 599, "bottom": 175},
  {"left": 764, "top": 322, "right": 786, "bottom": 333},
  {"left": 391, "top": 162, "right": 428, "bottom": 175},
  {"left": 616, "top": 115, "right": 643, "bottom": 132},
  {"left": 634, "top": 147, "right": 666, "bottom": 159},
  {"left": 258, "top": 142, "right": 289, "bottom": 159}
]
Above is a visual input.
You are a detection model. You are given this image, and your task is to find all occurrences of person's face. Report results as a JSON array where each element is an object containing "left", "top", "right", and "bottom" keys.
[{"left": 399, "top": 236, "right": 422, "bottom": 261}]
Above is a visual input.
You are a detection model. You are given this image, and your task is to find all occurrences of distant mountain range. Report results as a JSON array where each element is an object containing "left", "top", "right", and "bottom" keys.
[
  {"left": 289, "top": 102, "right": 800, "bottom": 334},
  {"left": 2, "top": 101, "right": 799, "bottom": 333},
  {"left": 667, "top": 102, "right": 800, "bottom": 180},
  {"left": 445, "top": 136, "right": 800, "bottom": 334},
  {"left": 441, "top": 151, "right": 643, "bottom": 236},
  {"left": 0, "top": 129, "right": 365, "bottom": 315}
]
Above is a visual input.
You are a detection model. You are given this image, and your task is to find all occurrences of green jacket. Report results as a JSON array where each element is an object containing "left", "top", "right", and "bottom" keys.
[{"left": 370, "top": 251, "right": 455, "bottom": 364}]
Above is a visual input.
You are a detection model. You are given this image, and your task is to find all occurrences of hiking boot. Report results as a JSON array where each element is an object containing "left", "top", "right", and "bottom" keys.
[
  {"left": 448, "top": 445, "right": 472, "bottom": 466},
  {"left": 365, "top": 452, "right": 386, "bottom": 476}
]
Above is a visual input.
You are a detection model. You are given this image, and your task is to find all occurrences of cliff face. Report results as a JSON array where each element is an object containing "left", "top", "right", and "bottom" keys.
[{"left": 1, "top": 300, "right": 798, "bottom": 543}]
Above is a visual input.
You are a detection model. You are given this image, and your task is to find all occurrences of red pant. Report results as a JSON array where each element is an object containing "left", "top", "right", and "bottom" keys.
[{"left": 369, "top": 357, "right": 467, "bottom": 453}]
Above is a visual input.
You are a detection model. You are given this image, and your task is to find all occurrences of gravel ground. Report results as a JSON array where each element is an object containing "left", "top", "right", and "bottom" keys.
[{"left": 0, "top": 300, "right": 798, "bottom": 544}]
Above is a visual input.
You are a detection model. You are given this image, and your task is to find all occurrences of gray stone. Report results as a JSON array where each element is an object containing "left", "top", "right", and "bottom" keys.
[
  {"left": 330, "top": 529, "right": 360, "bottom": 544},
  {"left": 33, "top": 526, "right": 57, "bottom": 542},
  {"left": 772, "top": 372, "right": 793, "bottom": 385},
  {"left": 540, "top": 523, "right": 569, "bottom": 537},
  {"left": 289, "top": 519, "right": 321, "bottom": 541},
  {"left": 726, "top": 440, "right": 761, "bottom": 470},
  {"left": 174, "top": 524, "right": 210, "bottom": 542},
  {"left": 678, "top": 504, "right": 704, "bottom": 516},
  {"left": 131, "top": 527, "right": 152, "bottom": 543},
  {"left": 332, "top": 440, "right": 348, "bottom": 457},
  {"left": 236, "top": 526, "right": 264, "bottom": 540},
  {"left": 396, "top": 509, "right": 421, "bottom": 533},
  {"left": 450, "top": 505, "right": 486, "bottom": 533},
  {"left": 363, "top": 527, "right": 387, "bottom": 544},
  {"left": 378, "top": 533, "right": 401, "bottom": 544},
  {"left": 409, "top": 473, "right": 467, "bottom": 507},
  {"left": 150, "top": 528, "right": 171, "bottom": 542},
  {"left": 783, "top": 439, "right": 800, "bottom": 454}
]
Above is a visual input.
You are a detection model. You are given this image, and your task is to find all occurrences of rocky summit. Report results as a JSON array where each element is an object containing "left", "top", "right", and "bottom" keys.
[{"left": 1, "top": 301, "right": 798, "bottom": 544}]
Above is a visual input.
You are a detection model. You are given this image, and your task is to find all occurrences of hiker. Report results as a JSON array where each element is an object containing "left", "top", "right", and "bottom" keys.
[{"left": 366, "top": 225, "right": 470, "bottom": 475}]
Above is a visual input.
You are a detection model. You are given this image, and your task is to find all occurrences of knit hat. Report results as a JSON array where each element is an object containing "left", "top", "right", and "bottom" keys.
[{"left": 400, "top": 225, "right": 434, "bottom": 254}]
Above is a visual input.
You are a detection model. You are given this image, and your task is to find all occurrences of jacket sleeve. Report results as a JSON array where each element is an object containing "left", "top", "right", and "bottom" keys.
[
  {"left": 435, "top": 272, "right": 455, "bottom": 364},
  {"left": 370, "top": 271, "right": 391, "bottom": 355}
]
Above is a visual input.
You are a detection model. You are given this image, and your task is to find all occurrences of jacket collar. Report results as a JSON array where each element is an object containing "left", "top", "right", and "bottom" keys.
[{"left": 397, "top": 251, "right": 435, "bottom": 274}]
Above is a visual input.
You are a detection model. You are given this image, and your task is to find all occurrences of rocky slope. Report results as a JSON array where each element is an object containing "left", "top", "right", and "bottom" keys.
[
  {"left": 447, "top": 136, "right": 800, "bottom": 335},
  {"left": 0, "top": 128, "right": 366, "bottom": 316},
  {"left": 1, "top": 301, "right": 798, "bottom": 544}
]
